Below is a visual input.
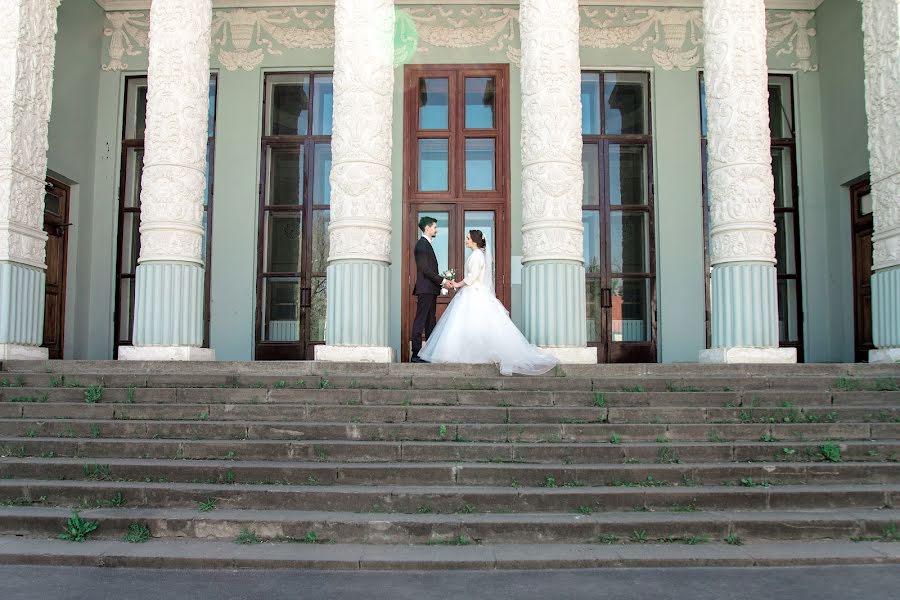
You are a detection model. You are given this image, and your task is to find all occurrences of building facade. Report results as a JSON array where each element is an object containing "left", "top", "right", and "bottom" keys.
[{"left": 0, "top": 0, "right": 898, "bottom": 364}]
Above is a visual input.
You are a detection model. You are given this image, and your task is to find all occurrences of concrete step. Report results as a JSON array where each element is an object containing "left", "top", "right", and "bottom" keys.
[
  {"left": 1, "top": 506, "right": 898, "bottom": 544},
  {"left": 5, "top": 458, "right": 898, "bottom": 487},
  {"left": 3, "top": 437, "right": 898, "bottom": 463},
  {"left": 0, "top": 537, "right": 897, "bottom": 570},
  {"left": 2, "top": 480, "right": 897, "bottom": 513}
]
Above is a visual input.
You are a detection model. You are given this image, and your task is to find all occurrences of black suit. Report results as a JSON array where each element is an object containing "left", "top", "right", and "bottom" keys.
[{"left": 411, "top": 236, "right": 443, "bottom": 359}]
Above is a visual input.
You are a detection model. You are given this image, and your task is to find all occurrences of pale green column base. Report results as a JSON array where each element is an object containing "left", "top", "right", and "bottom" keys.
[
  {"left": 541, "top": 346, "right": 598, "bottom": 364},
  {"left": 709, "top": 262, "right": 780, "bottom": 348},
  {"left": 700, "top": 347, "right": 797, "bottom": 364},
  {"left": 522, "top": 260, "right": 589, "bottom": 348},
  {"left": 324, "top": 260, "right": 390, "bottom": 350},
  {"left": 0, "top": 262, "right": 47, "bottom": 360},
  {"left": 872, "top": 265, "right": 900, "bottom": 351},
  {"left": 121, "top": 262, "right": 212, "bottom": 361},
  {"left": 314, "top": 345, "right": 394, "bottom": 363}
]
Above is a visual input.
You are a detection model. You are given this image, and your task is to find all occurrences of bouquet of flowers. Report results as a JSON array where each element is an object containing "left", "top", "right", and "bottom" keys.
[{"left": 441, "top": 268, "right": 457, "bottom": 295}]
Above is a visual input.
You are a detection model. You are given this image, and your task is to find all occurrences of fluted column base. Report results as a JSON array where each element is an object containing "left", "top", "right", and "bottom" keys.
[
  {"left": 871, "top": 266, "right": 900, "bottom": 358},
  {"left": 119, "top": 261, "right": 213, "bottom": 361},
  {"left": 316, "top": 260, "right": 393, "bottom": 363},
  {"left": 522, "top": 261, "right": 597, "bottom": 364},
  {"left": 0, "top": 262, "right": 48, "bottom": 360}
]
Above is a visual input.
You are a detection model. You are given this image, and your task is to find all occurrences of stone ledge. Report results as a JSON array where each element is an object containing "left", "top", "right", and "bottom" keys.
[
  {"left": 117, "top": 346, "right": 216, "bottom": 362},
  {"left": 0, "top": 344, "right": 48, "bottom": 361},
  {"left": 869, "top": 348, "right": 900, "bottom": 364},
  {"left": 315, "top": 346, "right": 395, "bottom": 363},
  {"left": 700, "top": 347, "right": 798, "bottom": 364},
  {"left": 542, "top": 346, "right": 598, "bottom": 365}
]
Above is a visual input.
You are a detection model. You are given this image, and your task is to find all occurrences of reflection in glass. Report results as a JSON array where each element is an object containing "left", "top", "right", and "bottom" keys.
[
  {"left": 775, "top": 212, "right": 797, "bottom": 275},
  {"left": 419, "top": 78, "right": 449, "bottom": 129},
  {"left": 418, "top": 211, "right": 450, "bottom": 272},
  {"left": 268, "top": 74, "right": 310, "bottom": 136},
  {"left": 465, "top": 77, "right": 495, "bottom": 128},
  {"left": 465, "top": 138, "right": 495, "bottom": 191},
  {"left": 208, "top": 79, "right": 217, "bottom": 137},
  {"left": 313, "top": 144, "right": 332, "bottom": 205},
  {"left": 125, "top": 148, "right": 144, "bottom": 208},
  {"left": 265, "top": 214, "right": 303, "bottom": 273},
  {"left": 313, "top": 76, "right": 334, "bottom": 135},
  {"left": 419, "top": 139, "right": 449, "bottom": 191},
  {"left": 768, "top": 76, "right": 794, "bottom": 138},
  {"left": 311, "top": 276, "right": 327, "bottom": 341},
  {"left": 610, "top": 212, "right": 649, "bottom": 274},
  {"left": 772, "top": 147, "right": 794, "bottom": 208},
  {"left": 611, "top": 278, "right": 649, "bottom": 342},
  {"left": 581, "top": 73, "right": 601, "bottom": 135},
  {"left": 860, "top": 194, "right": 873, "bottom": 215},
  {"left": 609, "top": 145, "right": 647, "bottom": 205},
  {"left": 120, "top": 213, "right": 140, "bottom": 274},
  {"left": 700, "top": 79, "right": 708, "bottom": 138},
  {"left": 134, "top": 85, "right": 148, "bottom": 139},
  {"left": 583, "top": 211, "right": 601, "bottom": 274},
  {"left": 118, "top": 278, "right": 134, "bottom": 342},
  {"left": 268, "top": 148, "right": 303, "bottom": 206},
  {"left": 311, "top": 210, "right": 330, "bottom": 273},
  {"left": 582, "top": 145, "right": 601, "bottom": 206},
  {"left": 464, "top": 211, "right": 496, "bottom": 287},
  {"left": 262, "top": 279, "right": 301, "bottom": 342},
  {"left": 605, "top": 73, "right": 648, "bottom": 135},
  {"left": 585, "top": 280, "right": 603, "bottom": 343},
  {"left": 777, "top": 279, "right": 800, "bottom": 343}
]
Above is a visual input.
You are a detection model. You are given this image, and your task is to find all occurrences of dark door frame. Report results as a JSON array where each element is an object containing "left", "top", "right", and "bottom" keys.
[
  {"left": 42, "top": 177, "right": 71, "bottom": 359},
  {"left": 849, "top": 176, "right": 874, "bottom": 362}
]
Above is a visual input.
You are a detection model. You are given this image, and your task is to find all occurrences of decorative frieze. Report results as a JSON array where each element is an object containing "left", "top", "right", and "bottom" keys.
[{"left": 101, "top": 6, "right": 819, "bottom": 73}]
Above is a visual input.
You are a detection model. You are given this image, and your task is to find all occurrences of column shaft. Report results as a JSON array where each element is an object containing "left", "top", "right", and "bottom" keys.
[
  {"left": 519, "top": 0, "right": 596, "bottom": 364},
  {"left": 700, "top": 0, "right": 796, "bottom": 364},
  {"left": 119, "top": 0, "right": 213, "bottom": 361},
  {"left": 315, "top": 0, "right": 395, "bottom": 363},
  {"left": 0, "top": 0, "right": 58, "bottom": 361},
  {"left": 862, "top": 0, "right": 900, "bottom": 363}
]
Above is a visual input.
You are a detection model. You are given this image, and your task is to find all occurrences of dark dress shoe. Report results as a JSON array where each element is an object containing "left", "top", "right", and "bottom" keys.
[{"left": 410, "top": 356, "right": 428, "bottom": 363}]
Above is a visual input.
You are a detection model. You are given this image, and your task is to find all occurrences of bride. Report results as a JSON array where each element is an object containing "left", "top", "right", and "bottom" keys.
[{"left": 418, "top": 230, "right": 558, "bottom": 376}]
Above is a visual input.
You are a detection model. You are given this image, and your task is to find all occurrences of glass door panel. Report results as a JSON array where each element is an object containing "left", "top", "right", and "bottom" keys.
[{"left": 464, "top": 210, "right": 496, "bottom": 287}]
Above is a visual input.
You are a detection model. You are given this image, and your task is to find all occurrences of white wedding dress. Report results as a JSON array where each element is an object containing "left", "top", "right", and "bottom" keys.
[{"left": 418, "top": 247, "right": 558, "bottom": 376}]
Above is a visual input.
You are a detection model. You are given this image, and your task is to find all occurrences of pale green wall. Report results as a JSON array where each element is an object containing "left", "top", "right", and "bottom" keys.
[
  {"left": 46, "top": 0, "right": 104, "bottom": 359},
  {"left": 815, "top": 0, "right": 869, "bottom": 362},
  {"left": 57, "top": 5, "right": 862, "bottom": 363}
]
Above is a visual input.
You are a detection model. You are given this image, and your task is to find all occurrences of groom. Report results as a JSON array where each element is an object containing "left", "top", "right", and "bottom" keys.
[{"left": 411, "top": 216, "right": 450, "bottom": 363}]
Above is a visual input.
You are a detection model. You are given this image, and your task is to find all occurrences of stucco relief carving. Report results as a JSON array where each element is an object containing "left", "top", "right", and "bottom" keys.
[
  {"left": 101, "top": 7, "right": 818, "bottom": 73},
  {"left": 520, "top": 0, "right": 584, "bottom": 265},
  {"left": 862, "top": 0, "right": 900, "bottom": 271},
  {"left": 704, "top": 0, "right": 777, "bottom": 266},
  {"left": 138, "top": 0, "right": 211, "bottom": 266},
  {"left": 0, "top": 0, "right": 57, "bottom": 269},
  {"left": 327, "top": 0, "right": 394, "bottom": 264}
]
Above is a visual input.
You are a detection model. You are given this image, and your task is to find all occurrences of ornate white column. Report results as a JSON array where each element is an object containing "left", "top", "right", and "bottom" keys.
[
  {"left": 519, "top": 0, "right": 597, "bottom": 364},
  {"left": 118, "top": 0, "right": 214, "bottom": 361},
  {"left": 862, "top": 0, "right": 900, "bottom": 363},
  {"left": 699, "top": 0, "right": 796, "bottom": 364},
  {"left": 0, "top": 1, "right": 58, "bottom": 361},
  {"left": 315, "top": 0, "right": 395, "bottom": 363}
]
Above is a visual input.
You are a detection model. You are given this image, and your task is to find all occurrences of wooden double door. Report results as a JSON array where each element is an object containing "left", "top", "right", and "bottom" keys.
[
  {"left": 401, "top": 64, "right": 511, "bottom": 362},
  {"left": 850, "top": 179, "right": 874, "bottom": 361},
  {"left": 42, "top": 178, "right": 70, "bottom": 359}
]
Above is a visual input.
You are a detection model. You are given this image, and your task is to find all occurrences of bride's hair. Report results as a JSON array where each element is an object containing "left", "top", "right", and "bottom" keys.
[{"left": 469, "top": 230, "right": 487, "bottom": 249}]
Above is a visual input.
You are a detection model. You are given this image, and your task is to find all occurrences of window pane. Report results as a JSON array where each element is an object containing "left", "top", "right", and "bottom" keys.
[
  {"left": 581, "top": 73, "right": 601, "bottom": 135},
  {"left": 313, "top": 76, "right": 334, "bottom": 135},
  {"left": 699, "top": 77, "right": 708, "bottom": 138},
  {"left": 860, "top": 193, "right": 873, "bottom": 215},
  {"left": 417, "top": 211, "right": 449, "bottom": 272},
  {"left": 124, "top": 148, "right": 144, "bottom": 208},
  {"left": 465, "top": 77, "right": 495, "bottom": 129},
  {"left": 310, "top": 276, "right": 327, "bottom": 342},
  {"left": 612, "top": 278, "right": 650, "bottom": 342},
  {"left": 610, "top": 212, "right": 649, "bottom": 274},
  {"left": 582, "top": 144, "right": 601, "bottom": 206},
  {"left": 262, "top": 278, "right": 301, "bottom": 342},
  {"left": 465, "top": 138, "right": 495, "bottom": 191},
  {"left": 311, "top": 210, "right": 330, "bottom": 273},
  {"left": 313, "top": 143, "right": 332, "bottom": 205},
  {"left": 265, "top": 214, "right": 303, "bottom": 273},
  {"left": 267, "top": 147, "right": 303, "bottom": 206},
  {"left": 772, "top": 146, "right": 794, "bottom": 208},
  {"left": 118, "top": 278, "right": 135, "bottom": 343},
  {"left": 464, "top": 211, "right": 496, "bottom": 286},
  {"left": 775, "top": 212, "right": 797, "bottom": 275},
  {"left": 418, "top": 139, "right": 449, "bottom": 192},
  {"left": 768, "top": 76, "right": 794, "bottom": 138},
  {"left": 777, "top": 279, "right": 800, "bottom": 343},
  {"left": 609, "top": 145, "right": 647, "bottom": 206},
  {"left": 586, "top": 279, "right": 603, "bottom": 343},
  {"left": 44, "top": 192, "right": 61, "bottom": 216},
  {"left": 583, "top": 211, "right": 601, "bottom": 274},
  {"left": 208, "top": 78, "right": 217, "bottom": 137},
  {"left": 419, "top": 78, "right": 449, "bottom": 130},
  {"left": 605, "top": 73, "right": 648, "bottom": 135},
  {"left": 120, "top": 212, "right": 140, "bottom": 275},
  {"left": 268, "top": 74, "right": 309, "bottom": 136},
  {"left": 125, "top": 78, "right": 148, "bottom": 139}
]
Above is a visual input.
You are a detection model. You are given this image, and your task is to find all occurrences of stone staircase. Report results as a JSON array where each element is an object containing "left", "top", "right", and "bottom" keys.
[{"left": 0, "top": 360, "right": 898, "bottom": 569}]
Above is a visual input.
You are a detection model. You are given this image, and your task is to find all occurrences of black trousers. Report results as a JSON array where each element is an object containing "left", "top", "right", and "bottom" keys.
[{"left": 411, "top": 294, "right": 438, "bottom": 358}]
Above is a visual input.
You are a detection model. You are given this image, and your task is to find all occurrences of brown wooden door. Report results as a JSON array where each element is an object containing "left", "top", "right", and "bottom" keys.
[
  {"left": 401, "top": 64, "right": 511, "bottom": 362},
  {"left": 42, "top": 178, "right": 70, "bottom": 359},
  {"left": 850, "top": 179, "right": 874, "bottom": 362}
]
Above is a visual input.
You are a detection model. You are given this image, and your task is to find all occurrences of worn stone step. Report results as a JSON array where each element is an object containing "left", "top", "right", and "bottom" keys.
[
  {"left": 1, "top": 506, "right": 898, "bottom": 544},
  {"left": 2, "top": 437, "right": 898, "bottom": 464},
  {"left": 1, "top": 479, "right": 897, "bottom": 514}
]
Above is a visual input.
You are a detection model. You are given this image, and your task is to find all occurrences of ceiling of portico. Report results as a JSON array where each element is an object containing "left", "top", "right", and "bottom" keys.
[{"left": 94, "top": 0, "right": 826, "bottom": 12}]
